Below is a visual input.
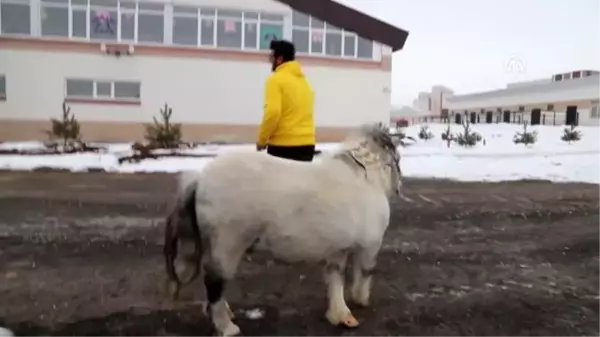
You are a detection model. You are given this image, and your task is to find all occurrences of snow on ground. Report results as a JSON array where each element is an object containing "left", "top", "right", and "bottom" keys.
[{"left": 0, "top": 124, "right": 598, "bottom": 183}]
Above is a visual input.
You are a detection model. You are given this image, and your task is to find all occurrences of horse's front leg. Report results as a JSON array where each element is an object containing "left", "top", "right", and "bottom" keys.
[
  {"left": 324, "top": 254, "right": 359, "bottom": 328},
  {"left": 350, "top": 246, "right": 379, "bottom": 307}
]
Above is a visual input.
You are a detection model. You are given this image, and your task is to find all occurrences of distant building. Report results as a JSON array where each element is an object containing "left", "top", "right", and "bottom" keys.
[
  {"left": 0, "top": 0, "right": 409, "bottom": 142},
  {"left": 411, "top": 86, "right": 453, "bottom": 117},
  {"left": 445, "top": 70, "right": 599, "bottom": 126}
]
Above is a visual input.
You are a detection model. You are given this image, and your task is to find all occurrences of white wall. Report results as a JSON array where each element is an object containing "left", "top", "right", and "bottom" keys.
[{"left": 0, "top": 48, "right": 391, "bottom": 127}]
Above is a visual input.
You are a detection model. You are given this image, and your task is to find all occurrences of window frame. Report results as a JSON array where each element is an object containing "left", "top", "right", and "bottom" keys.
[
  {"left": 0, "top": 0, "right": 33, "bottom": 36},
  {"left": 64, "top": 78, "right": 141, "bottom": 103},
  {"left": 0, "top": 74, "right": 6, "bottom": 100},
  {"left": 291, "top": 10, "right": 373, "bottom": 60},
  {"left": 40, "top": 0, "right": 69, "bottom": 38}
]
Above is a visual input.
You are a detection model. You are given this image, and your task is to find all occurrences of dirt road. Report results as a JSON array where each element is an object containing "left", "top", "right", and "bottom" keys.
[{"left": 0, "top": 172, "right": 598, "bottom": 336}]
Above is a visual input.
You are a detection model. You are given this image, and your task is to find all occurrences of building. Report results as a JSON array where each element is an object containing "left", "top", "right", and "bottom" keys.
[
  {"left": 411, "top": 85, "right": 454, "bottom": 116},
  {"left": 0, "top": 0, "right": 409, "bottom": 142},
  {"left": 444, "top": 70, "right": 600, "bottom": 126}
]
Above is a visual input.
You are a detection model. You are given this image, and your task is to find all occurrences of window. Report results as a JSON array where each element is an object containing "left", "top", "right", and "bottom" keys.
[
  {"left": 357, "top": 36, "right": 373, "bottom": 59},
  {"left": 547, "top": 104, "right": 554, "bottom": 111},
  {"left": 41, "top": 0, "right": 68, "bottom": 37},
  {"left": 89, "top": 0, "right": 118, "bottom": 41},
  {"left": 65, "top": 78, "right": 140, "bottom": 101},
  {"left": 584, "top": 71, "right": 592, "bottom": 76},
  {"left": 138, "top": 2, "right": 163, "bottom": 43},
  {"left": 243, "top": 12, "right": 257, "bottom": 49},
  {"left": 216, "top": 9, "right": 242, "bottom": 49},
  {"left": 197, "top": 7, "right": 215, "bottom": 46},
  {"left": 71, "top": 0, "right": 87, "bottom": 38},
  {"left": 563, "top": 72, "right": 571, "bottom": 80},
  {"left": 259, "top": 13, "right": 283, "bottom": 50},
  {"left": 573, "top": 71, "right": 581, "bottom": 79},
  {"left": 120, "top": 0, "right": 135, "bottom": 41},
  {"left": 1, "top": 0, "right": 31, "bottom": 35},
  {"left": 324, "top": 23, "right": 342, "bottom": 56},
  {"left": 554, "top": 74, "right": 563, "bottom": 82},
  {"left": 343, "top": 31, "right": 357, "bottom": 57},
  {"left": 291, "top": 10, "right": 373, "bottom": 59},
  {"left": 0, "top": 75, "right": 6, "bottom": 99},
  {"left": 173, "top": 6, "right": 198, "bottom": 46}
]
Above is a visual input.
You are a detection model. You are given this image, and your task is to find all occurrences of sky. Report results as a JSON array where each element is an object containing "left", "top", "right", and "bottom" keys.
[{"left": 337, "top": 0, "right": 600, "bottom": 107}]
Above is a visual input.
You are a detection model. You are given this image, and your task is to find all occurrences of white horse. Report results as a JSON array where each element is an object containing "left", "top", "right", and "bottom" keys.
[{"left": 163, "top": 123, "right": 403, "bottom": 336}]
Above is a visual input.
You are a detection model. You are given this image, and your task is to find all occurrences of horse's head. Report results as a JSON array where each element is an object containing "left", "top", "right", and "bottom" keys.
[{"left": 341, "top": 123, "right": 403, "bottom": 196}]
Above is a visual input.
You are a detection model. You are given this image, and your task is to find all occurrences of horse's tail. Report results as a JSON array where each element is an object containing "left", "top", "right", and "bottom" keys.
[{"left": 163, "top": 173, "right": 203, "bottom": 300}]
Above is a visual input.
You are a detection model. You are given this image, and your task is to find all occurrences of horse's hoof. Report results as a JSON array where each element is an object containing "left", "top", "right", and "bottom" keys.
[
  {"left": 340, "top": 313, "right": 360, "bottom": 328},
  {"left": 326, "top": 310, "right": 360, "bottom": 328},
  {"left": 220, "top": 322, "right": 241, "bottom": 336}
]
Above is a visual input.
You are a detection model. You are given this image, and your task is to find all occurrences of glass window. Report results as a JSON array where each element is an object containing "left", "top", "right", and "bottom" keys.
[
  {"left": 200, "top": 17, "right": 214, "bottom": 46},
  {"left": 563, "top": 72, "right": 571, "bottom": 80},
  {"left": 71, "top": 8, "right": 87, "bottom": 38},
  {"left": 292, "top": 29, "right": 309, "bottom": 53},
  {"left": 343, "top": 33, "right": 356, "bottom": 57},
  {"left": 356, "top": 36, "right": 373, "bottom": 59},
  {"left": 311, "top": 30, "right": 323, "bottom": 54},
  {"left": 96, "top": 81, "right": 112, "bottom": 98},
  {"left": 41, "top": 4, "right": 69, "bottom": 37},
  {"left": 217, "top": 9, "right": 242, "bottom": 19},
  {"left": 1, "top": 2, "right": 31, "bottom": 35},
  {"left": 310, "top": 16, "right": 324, "bottom": 29},
  {"left": 261, "top": 13, "right": 283, "bottom": 22},
  {"left": 138, "top": 13, "right": 164, "bottom": 43},
  {"left": 89, "top": 8, "right": 118, "bottom": 41},
  {"left": 173, "top": 15, "right": 198, "bottom": 46},
  {"left": 244, "top": 21, "right": 257, "bottom": 49},
  {"left": 325, "top": 32, "right": 342, "bottom": 56},
  {"left": 120, "top": 11, "right": 135, "bottom": 41},
  {"left": 114, "top": 81, "right": 140, "bottom": 99},
  {"left": 292, "top": 10, "right": 309, "bottom": 27},
  {"left": 0, "top": 75, "right": 6, "bottom": 96},
  {"left": 216, "top": 19, "right": 241, "bottom": 48},
  {"left": 259, "top": 23, "right": 282, "bottom": 50},
  {"left": 66, "top": 79, "right": 94, "bottom": 98}
]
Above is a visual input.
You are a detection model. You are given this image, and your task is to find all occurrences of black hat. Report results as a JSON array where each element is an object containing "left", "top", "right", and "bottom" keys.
[{"left": 269, "top": 39, "right": 295, "bottom": 61}]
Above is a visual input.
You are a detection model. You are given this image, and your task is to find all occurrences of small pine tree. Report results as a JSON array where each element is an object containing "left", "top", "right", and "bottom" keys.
[
  {"left": 418, "top": 125, "right": 434, "bottom": 140},
  {"left": 47, "top": 101, "right": 81, "bottom": 149},
  {"left": 454, "top": 120, "right": 482, "bottom": 147},
  {"left": 144, "top": 103, "right": 182, "bottom": 149},
  {"left": 513, "top": 122, "right": 538, "bottom": 146},
  {"left": 561, "top": 124, "right": 582, "bottom": 144},
  {"left": 441, "top": 124, "right": 453, "bottom": 141}
]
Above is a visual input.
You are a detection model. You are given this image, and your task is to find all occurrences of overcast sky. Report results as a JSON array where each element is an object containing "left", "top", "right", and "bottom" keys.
[{"left": 337, "top": 0, "right": 600, "bottom": 107}]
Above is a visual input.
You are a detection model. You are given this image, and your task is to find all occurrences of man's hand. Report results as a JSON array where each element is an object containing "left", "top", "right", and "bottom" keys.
[{"left": 256, "top": 143, "right": 267, "bottom": 151}]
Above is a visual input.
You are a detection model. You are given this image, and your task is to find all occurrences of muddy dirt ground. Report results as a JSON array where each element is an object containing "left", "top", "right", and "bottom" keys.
[{"left": 0, "top": 172, "right": 598, "bottom": 336}]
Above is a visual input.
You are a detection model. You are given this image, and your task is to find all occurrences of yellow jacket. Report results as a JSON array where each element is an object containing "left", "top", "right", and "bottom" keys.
[{"left": 257, "top": 61, "right": 316, "bottom": 146}]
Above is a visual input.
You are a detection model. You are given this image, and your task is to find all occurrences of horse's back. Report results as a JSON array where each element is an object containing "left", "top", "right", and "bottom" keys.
[{"left": 194, "top": 150, "right": 389, "bottom": 262}]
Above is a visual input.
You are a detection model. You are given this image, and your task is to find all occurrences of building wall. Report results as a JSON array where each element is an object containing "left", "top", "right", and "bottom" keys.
[
  {"left": 0, "top": 0, "right": 393, "bottom": 142},
  {"left": 446, "top": 75, "right": 600, "bottom": 126}
]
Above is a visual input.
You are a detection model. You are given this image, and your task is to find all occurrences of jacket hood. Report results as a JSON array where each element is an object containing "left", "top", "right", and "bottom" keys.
[{"left": 276, "top": 61, "right": 304, "bottom": 78}]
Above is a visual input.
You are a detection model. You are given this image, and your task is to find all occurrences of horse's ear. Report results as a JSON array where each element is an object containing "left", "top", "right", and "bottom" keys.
[{"left": 390, "top": 134, "right": 403, "bottom": 147}]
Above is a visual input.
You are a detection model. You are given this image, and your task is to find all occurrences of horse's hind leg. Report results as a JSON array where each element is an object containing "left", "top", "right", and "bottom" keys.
[
  {"left": 324, "top": 252, "right": 359, "bottom": 328},
  {"left": 203, "top": 243, "right": 244, "bottom": 336},
  {"left": 350, "top": 245, "right": 379, "bottom": 307}
]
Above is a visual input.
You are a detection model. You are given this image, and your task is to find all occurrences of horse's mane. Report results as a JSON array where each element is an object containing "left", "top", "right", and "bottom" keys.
[{"left": 333, "top": 123, "right": 398, "bottom": 159}]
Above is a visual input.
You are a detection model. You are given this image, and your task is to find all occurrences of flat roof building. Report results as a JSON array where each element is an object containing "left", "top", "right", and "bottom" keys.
[{"left": 442, "top": 70, "right": 599, "bottom": 126}]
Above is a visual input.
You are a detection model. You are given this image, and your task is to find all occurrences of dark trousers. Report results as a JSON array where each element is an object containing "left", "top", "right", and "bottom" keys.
[{"left": 267, "top": 145, "right": 315, "bottom": 162}]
